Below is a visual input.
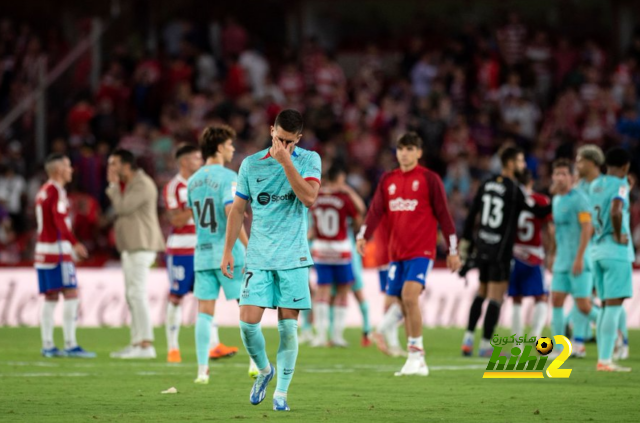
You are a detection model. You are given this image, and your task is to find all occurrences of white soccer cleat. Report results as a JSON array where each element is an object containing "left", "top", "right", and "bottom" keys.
[
  {"left": 194, "top": 375, "right": 210, "bottom": 384},
  {"left": 388, "top": 346, "right": 408, "bottom": 358},
  {"left": 571, "top": 344, "right": 586, "bottom": 358},
  {"left": 248, "top": 359, "right": 259, "bottom": 379},
  {"left": 110, "top": 345, "right": 134, "bottom": 358},
  {"left": 298, "top": 329, "right": 315, "bottom": 345},
  {"left": 330, "top": 338, "right": 349, "bottom": 348},
  {"left": 120, "top": 346, "right": 157, "bottom": 359},
  {"left": 614, "top": 345, "right": 629, "bottom": 361},
  {"left": 310, "top": 337, "right": 328, "bottom": 348},
  {"left": 394, "top": 357, "right": 429, "bottom": 376}
]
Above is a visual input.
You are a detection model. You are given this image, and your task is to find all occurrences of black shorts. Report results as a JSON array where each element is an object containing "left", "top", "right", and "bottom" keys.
[{"left": 477, "top": 258, "right": 512, "bottom": 283}]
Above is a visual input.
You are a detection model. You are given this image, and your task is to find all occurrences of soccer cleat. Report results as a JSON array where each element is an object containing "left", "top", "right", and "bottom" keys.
[
  {"left": 250, "top": 364, "right": 275, "bottom": 405},
  {"left": 209, "top": 343, "right": 238, "bottom": 359},
  {"left": 597, "top": 362, "right": 631, "bottom": 372},
  {"left": 249, "top": 359, "right": 259, "bottom": 379},
  {"left": 478, "top": 348, "right": 494, "bottom": 358},
  {"left": 571, "top": 344, "right": 586, "bottom": 358},
  {"left": 167, "top": 349, "right": 182, "bottom": 363},
  {"left": 298, "top": 329, "right": 315, "bottom": 345},
  {"left": 461, "top": 337, "right": 474, "bottom": 357},
  {"left": 394, "top": 356, "right": 429, "bottom": 376},
  {"left": 42, "top": 347, "right": 66, "bottom": 358},
  {"left": 361, "top": 333, "right": 372, "bottom": 347},
  {"left": 615, "top": 345, "right": 630, "bottom": 361},
  {"left": 64, "top": 346, "right": 96, "bottom": 358},
  {"left": 273, "top": 396, "right": 290, "bottom": 411},
  {"left": 310, "top": 337, "right": 328, "bottom": 348},
  {"left": 388, "top": 346, "right": 408, "bottom": 358},
  {"left": 120, "top": 346, "right": 157, "bottom": 359},
  {"left": 330, "top": 338, "right": 349, "bottom": 348},
  {"left": 373, "top": 332, "right": 389, "bottom": 355},
  {"left": 110, "top": 345, "right": 134, "bottom": 358},
  {"left": 194, "top": 375, "right": 210, "bottom": 384}
]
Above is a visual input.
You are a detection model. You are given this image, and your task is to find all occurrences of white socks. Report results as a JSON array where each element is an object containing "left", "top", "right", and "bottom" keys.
[
  {"left": 209, "top": 314, "right": 220, "bottom": 349},
  {"left": 332, "top": 305, "right": 347, "bottom": 342},
  {"left": 531, "top": 301, "right": 548, "bottom": 337},
  {"left": 165, "top": 302, "right": 182, "bottom": 351},
  {"left": 379, "top": 303, "right": 403, "bottom": 348},
  {"left": 512, "top": 304, "right": 523, "bottom": 339},
  {"left": 314, "top": 302, "right": 330, "bottom": 342},
  {"left": 63, "top": 298, "right": 79, "bottom": 349},
  {"left": 408, "top": 336, "right": 424, "bottom": 359},
  {"left": 41, "top": 301, "right": 57, "bottom": 350}
]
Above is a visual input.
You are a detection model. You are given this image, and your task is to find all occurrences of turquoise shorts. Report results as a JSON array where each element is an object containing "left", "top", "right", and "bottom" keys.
[
  {"left": 593, "top": 259, "right": 633, "bottom": 301},
  {"left": 240, "top": 267, "right": 311, "bottom": 310},
  {"left": 194, "top": 268, "right": 243, "bottom": 301},
  {"left": 551, "top": 271, "right": 593, "bottom": 298}
]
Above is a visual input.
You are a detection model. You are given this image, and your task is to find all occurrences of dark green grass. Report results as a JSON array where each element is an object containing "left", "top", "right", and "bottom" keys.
[{"left": 0, "top": 327, "right": 638, "bottom": 422}]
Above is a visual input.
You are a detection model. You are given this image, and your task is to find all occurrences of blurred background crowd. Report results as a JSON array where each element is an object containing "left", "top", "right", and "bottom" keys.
[{"left": 1, "top": 1, "right": 640, "bottom": 266}]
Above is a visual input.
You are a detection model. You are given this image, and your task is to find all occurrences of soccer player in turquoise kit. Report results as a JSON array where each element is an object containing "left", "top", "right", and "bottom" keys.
[
  {"left": 187, "top": 125, "right": 249, "bottom": 384},
  {"left": 548, "top": 159, "right": 594, "bottom": 357},
  {"left": 222, "top": 109, "right": 321, "bottom": 411},
  {"left": 589, "top": 147, "right": 635, "bottom": 372}
]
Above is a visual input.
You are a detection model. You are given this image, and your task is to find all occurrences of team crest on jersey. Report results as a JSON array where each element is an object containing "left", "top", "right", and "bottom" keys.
[
  {"left": 412, "top": 180, "right": 419, "bottom": 191},
  {"left": 388, "top": 183, "right": 397, "bottom": 195}
]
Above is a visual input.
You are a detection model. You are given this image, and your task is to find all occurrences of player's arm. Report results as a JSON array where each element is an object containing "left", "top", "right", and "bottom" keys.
[
  {"left": 611, "top": 198, "right": 627, "bottom": 245},
  {"left": 342, "top": 183, "right": 367, "bottom": 216},
  {"left": 50, "top": 191, "right": 88, "bottom": 259},
  {"left": 167, "top": 208, "right": 193, "bottom": 228},
  {"left": 221, "top": 196, "right": 248, "bottom": 278},
  {"left": 460, "top": 184, "right": 483, "bottom": 262},
  {"left": 573, "top": 211, "right": 592, "bottom": 276},
  {"left": 356, "top": 174, "right": 387, "bottom": 256},
  {"left": 519, "top": 188, "right": 552, "bottom": 218},
  {"left": 272, "top": 140, "right": 321, "bottom": 207},
  {"left": 544, "top": 221, "right": 556, "bottom": 270},
  {"left": 428, "top": 172, "right": 460, "bottom": 272},
  {"left": 106, "top": 180, "right": 151, "bottom": 216},
  {"left": 225, "top": 203, "right": 249, "bottom": 248}
]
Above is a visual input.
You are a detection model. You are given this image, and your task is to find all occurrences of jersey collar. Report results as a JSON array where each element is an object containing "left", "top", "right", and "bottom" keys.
[{"left": 260, "top": 148, "right": 299, "bottom": 160}]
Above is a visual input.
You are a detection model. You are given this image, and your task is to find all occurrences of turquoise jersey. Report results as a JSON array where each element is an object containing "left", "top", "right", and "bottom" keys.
[
  {"left": 576, "top": 178, "right": 597, "bottom": 262},
  {"left": 236, "top": 147, "right": 322, "bottom": 270},
  {"left": 552, "top": 189, "right": 592, "bottom": 273},
  {"left": 187, "top": 164, "right": 246, "bottom": 271},
  {"left": 588, "top": 175, "right": 635, "bottom": 262}
]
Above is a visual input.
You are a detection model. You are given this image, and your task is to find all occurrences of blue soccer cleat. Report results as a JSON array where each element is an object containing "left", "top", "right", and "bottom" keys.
[
  {"left": 461, "top": 338, "right": 474, "bottom": 357},
  {"left": 250, "top": 364, "right": 275, "bottom": 405},
  {"left": 64, "top": 346, "right": 97, "bottom": 358},
  {"left": 42, "top": 347, "right": 66, "bottom": 358},
  {"left": 273, "top": 396, "right": 290, "bottom": 411}
]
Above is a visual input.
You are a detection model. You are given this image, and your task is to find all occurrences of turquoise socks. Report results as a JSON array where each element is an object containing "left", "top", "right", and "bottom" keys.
[
  {"left": 597, "top": 306, "right": 622, "bottom": 361},
  {"left": 552, "top": 307, "right": 565, "bottom": 339},
  {"left": 359, "top": 301, "right": 371, "bottom": 334},
  {"left": 619, "top": 308, "right": 629, "bottom": 344},
  {"left": 275, "top": 319, "right": 299, "bottom": 395},
  {"left": 240, "top": 321, "right": 269, "bottom": 370},
  {"left": 300, "top": 309, "right": 313, "bottom": 331},
  {"left": 195, "top": 313, "right": 213, "bottom": 366}
]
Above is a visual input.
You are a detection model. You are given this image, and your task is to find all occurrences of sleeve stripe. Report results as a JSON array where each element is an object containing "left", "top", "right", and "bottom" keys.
[
  {"left": 236, "top": 191, "right": 249, "bottom": 200},
  {"left": 305, "top": 177, "right": 321, "bottom": 185},
  {"left": 224, "top": 200, "right": 234, "bottom": 205},
  {"left": 613, "top": 196, "right": 625, "bottom": 202}
]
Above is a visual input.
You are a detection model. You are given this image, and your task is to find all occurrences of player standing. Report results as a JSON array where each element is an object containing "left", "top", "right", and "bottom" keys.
[
  {"left": 460, "top": 147, "right": 550, "bottom": 357},
  {"left": 221, "top": 109, "right": 321, "bottom": 411},
  {"left": 547, "top": 159, "right": 594, "bottom": 357},
  {"left": 187, "top": 126, "right": 250, "bottom": 384},
  {"left": 357, "top": 132, "right": 461, "bottom": 376},
  {"left": 589, "top": 147, "right": 635, "bottom": 372},
  {"left": 35, "top": 154, "right": 95, "bottom": 358},
  {"left": 309, "top": 165, "right": 362, "bottom": 347},
  {"left": 509, "top": 169, "right": 552, "bottom": 339}
]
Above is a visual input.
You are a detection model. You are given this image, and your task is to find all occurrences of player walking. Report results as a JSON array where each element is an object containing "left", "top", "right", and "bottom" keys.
[
  {"left": 35, "top": 154, "right": 95, "bottom": 358},
  {"left": 357, "top": 132, "right": 461, "bottom": 376},
  {"left": 222, "top": 109, "right": 321, "bottom": 411}
]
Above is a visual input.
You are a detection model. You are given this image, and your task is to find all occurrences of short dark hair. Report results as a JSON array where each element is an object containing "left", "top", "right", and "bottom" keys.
[
  {"left": 45, "top": 153, "right": 66, "bottom": 165},
  {"left": 175, "top": 143, "right": 199, "bottom": 160},
  {"left": 552, "top": 158, "right": 573, "bottom": 172},
  {"left": 326, "top": 163, "right": 346, "bottom": 182},
  {"left": 274, "top": 109, "right": 303, "bottom": 134},
  {"left": 517, "top": 168, "right": 532, "bottom": 186},
  {"left": 200, "top": 125, "right": 236, "bottom": 160},
  {"left": 605, "top": 147, "right": 631, "bottom": 168},
  {"left": 499, "top": 146, "right": 523, "bottom": 167},
  {"left": 397, "top": 132, "right": 423, "bottom": 149},
  {"left": 111, "top": 148, "right": 138, "bottom": 170}
]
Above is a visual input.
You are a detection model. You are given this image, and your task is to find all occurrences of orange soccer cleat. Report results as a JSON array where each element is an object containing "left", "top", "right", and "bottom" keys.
[
  {"left": 596, "top": 362, "right": 631, "bottom": 372},
  {"left": 209, "top": 343, "right": 239, "bottom": 359},
  {"left": 167, "top": 349, "right": 182, "bottom": 363},
  {"left": 361, "top": 333, "right": 372, "bottom": 347}
]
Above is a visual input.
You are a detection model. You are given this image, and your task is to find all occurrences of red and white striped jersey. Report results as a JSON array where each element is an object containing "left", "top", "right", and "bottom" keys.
[
  {"left": 513, "top": 191, "right": 551, "bottom": 266},
  {"left": 163, "top": 174, "right": 196, "bottom": 256},
  {"left": 311, "top": 189, "right": 358, "bottom": 264},
  {"left": 34, "top": 181, "right": 78, "bottom": 268}
]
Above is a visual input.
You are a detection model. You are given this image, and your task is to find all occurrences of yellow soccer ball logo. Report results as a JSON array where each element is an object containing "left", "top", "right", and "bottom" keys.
[{"left": 536, "top": 337, "right": 554, "bottom": 355}]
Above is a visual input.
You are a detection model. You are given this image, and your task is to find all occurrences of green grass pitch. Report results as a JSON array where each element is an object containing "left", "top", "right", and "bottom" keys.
[{"left": 0, "top": 327, "right": 638, "bottom": 422}]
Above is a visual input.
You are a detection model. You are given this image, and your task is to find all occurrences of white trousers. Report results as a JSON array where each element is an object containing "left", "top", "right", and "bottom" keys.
[{"left": 121, "top": 251, "right": 156, "bottom": 344}]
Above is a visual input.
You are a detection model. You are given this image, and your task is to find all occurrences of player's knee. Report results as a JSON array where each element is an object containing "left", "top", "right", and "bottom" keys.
[
  {"left": 576, "top": 301, "right": 591, "bottom": 314},
  {"left": 44, "top": 292, "right": 58, "bottom": 302},
  {"left": 169, "top": 295, "right": 182, "bottom": 306}
]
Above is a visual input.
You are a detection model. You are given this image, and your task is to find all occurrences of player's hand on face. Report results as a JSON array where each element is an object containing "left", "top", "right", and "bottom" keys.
[
  {"left": 271, "top": 137, "right": 293, "bottom": 166},
  {"left": 572, "top": 258, "right": 583, "bottom": 276},
  {"left": 220, "top": 252, "right": 234, "bottom": 279},
  {"left": 446, "top": 254, "right": 461, "bottom": 273},
  {"left": 73, "top": 243, "right": 89, "bottom": 260},
  {"left": 356, "top": 238, "right": 367, "bottom": 256}
]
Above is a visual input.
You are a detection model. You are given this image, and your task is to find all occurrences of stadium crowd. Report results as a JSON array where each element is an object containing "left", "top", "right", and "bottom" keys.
[{"left": 1, "top": 13, "right": 640, "bottom": 265}]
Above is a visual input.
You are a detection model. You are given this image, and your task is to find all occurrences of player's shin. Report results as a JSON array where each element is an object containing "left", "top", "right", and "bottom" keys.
[
  {"left": 598, "top": 305, "right": 622, "bottom": 363},
  {"left": 552, "top": 307, "right": 565, "bottom": 340},
  {"left": 511, "top": 303, "right": 523, "bottom": 339},
  {"left": 41, "top": 300, "right": 57, "bottom": 350},
  {"left": 481, "top": 300, "right": 501, "bottom": 352},
  {"left": 209, "top": 314, "right": 220, "bottom": 349},
  {"left": 531, "top": 301, "right": 548, "bottom": 337},
  {"left": 62, "top": 297, "right": 79, "bottom": 350},
  {"left": 276, "top": 319, "right": 298, "bottom": 396},
  {"left": 166, "top": 301, "right": 182, "bottom": 351},
  {"left": 195, "top": 313, "right": 213, "bottom": 375},
  {"left": 618, "top": 307, "right": 628, "bottom": 344},
  {"left": 240, "top": 321, "right": 270, "bottom": 373},
  {"left": 313, "top": 300, "right": 330, "bottom": 344}
]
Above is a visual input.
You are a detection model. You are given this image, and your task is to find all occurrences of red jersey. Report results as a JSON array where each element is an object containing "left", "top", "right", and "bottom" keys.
[
  {"left": 513, "top": 191, "right": 551, "bottom": 265},
  {"left": 34, "top": 181, "right": 78, "bottom": 268},
  {"left": 373, "top": 215, "right": 390, "bottom": 267},
  {"left": 311, "top": 189, "right": 358, "bottom": 264},
  {"left": 163, "top": 174, "right": 196, "bottom": 256},
  {"left": 360, "top": 165, "right": 457, "bottom": 262}
]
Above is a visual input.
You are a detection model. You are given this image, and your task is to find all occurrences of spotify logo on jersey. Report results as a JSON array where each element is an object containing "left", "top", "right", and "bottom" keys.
[{"left": 257, "top": 192, "right": 271, "bottom": 205}]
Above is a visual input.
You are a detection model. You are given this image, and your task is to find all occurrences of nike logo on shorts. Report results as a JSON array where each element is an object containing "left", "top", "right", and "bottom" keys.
[{"left": 293, "top": 298, "right": 304, "bottom": 303}]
